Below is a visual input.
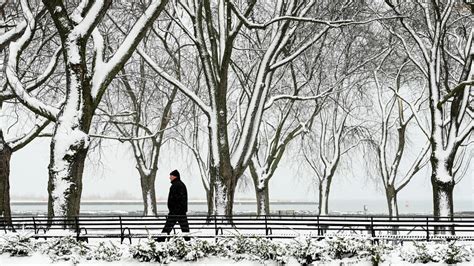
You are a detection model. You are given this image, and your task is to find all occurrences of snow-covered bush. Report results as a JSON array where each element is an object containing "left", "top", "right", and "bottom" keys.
[
  {"left": 40, "top": 236, "right": 90, "bottom": 264},
  {"left": 253, "top": 237, "right": 288, "bottom": 263},
  {"left": 288, "top": 237, "right": 326, "bottom": 264},
  {"left": 1, "top": 233, "right": 473, "bottom": 265},
  {"left": 130, "top": 236, "right": 216, "bottom": 263},
  {"left": 400, "top": 241, "right": 472, "bottom": 264},
  {"left": 326, "top": 236, "right": 372, "bottom": 260},
  {"left": 0, "top": 231, "right": 34, "bottom": 256},
  {"left": 288, "top": 236, "right": 375, "bottom": 264},
  {"left": 368, "top": 241, "right": 394, "bottom": 266},
  {"left": 443, "top": 241, "right": 472, "bottom": 264},
  {"left": 87, "top": 241, "right": 123, "bottom": 262},
  {"left": 130, "top": 237, "right": 170, "bottom": 263},
  {"left": 216, "top": 236, "right": 288, "bottom": 263},
  {"left": 215, "top": 236, "right": 257, "bottom": 261},
  {"left": 167, "top": 237, "right": 215, "bottom": 261}
]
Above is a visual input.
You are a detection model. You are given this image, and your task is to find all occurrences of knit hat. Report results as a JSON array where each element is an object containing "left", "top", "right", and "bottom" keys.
[{"left": 170, "top": 169, "right": 180, "bottom": 179}]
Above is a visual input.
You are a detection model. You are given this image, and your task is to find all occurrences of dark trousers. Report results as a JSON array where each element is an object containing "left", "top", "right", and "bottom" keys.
[{"left": 157, "top": 214, "right": 190, "bottom": 242}]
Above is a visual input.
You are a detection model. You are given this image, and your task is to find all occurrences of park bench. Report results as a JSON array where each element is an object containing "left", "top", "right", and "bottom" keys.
[{"left": 1, "top": 215, "right": 473, "bottom": 243}]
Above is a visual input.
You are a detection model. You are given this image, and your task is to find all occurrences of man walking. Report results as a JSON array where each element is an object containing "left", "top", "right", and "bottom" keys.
[{"left": 157, "top": 170, "right": 190, "bottom": 241}]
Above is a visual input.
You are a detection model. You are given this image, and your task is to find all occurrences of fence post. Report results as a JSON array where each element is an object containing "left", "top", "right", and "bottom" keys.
[
  {"left": 119, "top": 216, "right": 123, "bottom": 244},
  {"left": 214, "top": 214, "right": 217, "bottom": 236},
  {"left": 32, "top": 217, "right": 37, "bottom": 234},
  {"left": 426, "top": 217, "right": 429, "bottom": 241},
  {"left": 265, "top": 215, "right": 268, "bottom": 236},
  {"left": 214, "top": 215, "right": 218, "bottom": 237},
  {"left": 370, "top": 217, "right": 375, "bottom": 237},
  {"left": 75, "top": 216, "right": 79, "bottom": 241},
  {"left": 317, "top": 216, "right": 320, "bottom": 236}
]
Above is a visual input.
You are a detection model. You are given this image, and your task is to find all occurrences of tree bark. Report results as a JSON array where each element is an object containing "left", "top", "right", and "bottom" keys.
[
  {"left": 385, "top": 185, "right": 399, "bottom": 218},
  {"left": 318, "top": 177, "right": 332, "bottom": 215},
  {"left": 47, "top": 44, "right": 92, "bottom": 221},
  {"left": 213, "top": 171, "right": 237, "bottom": 217},
  {"left": 206, "top": 181, "right": 214, "bottom": 218},
  {"left": 47, "top": 137, "right": 88, "bottom": 220},
  {"left": 430, "top": 155, "right": 455, "bottom": 234},
  {"left": 209, "top": 111, "right": 239, "bottom": 218},
  {"left": 0, "top": 134, "right": 12, "bottom": 223},
  {"left": 140, "top": 174, "right": 157, "bottom": 216},
  {"left": 255, "top": 183, "right": 270, "bottom": 216},
  {"left": 249, "top": 162, "right": 271, "bottom": 216},
  {"left": 432, "top": 177, "right": 454, "bottom": 218}
]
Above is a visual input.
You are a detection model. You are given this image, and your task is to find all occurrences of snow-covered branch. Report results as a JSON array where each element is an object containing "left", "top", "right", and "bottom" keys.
[
  {"left": 136, "top": 48, "right": 212, "bottom": 115},
  {"left": 0, "top": 21, "right": 26, "bottom": 51},
  {"left": 91, "top": 0, "right": 168, "bottom": 101},
  {"left": 230, "top": 5, "right": 352, "bottom": 30},
  {"left": 264, "top": 88, "right": 333, "bottom": 110},
  {"left": 106, "top": 13, "right": 211, "bottom": 116},
  {"left": 8, "top": 118, "right": 50, "bottom": 152},
  {"left": 5, "top": 0, "right": 60, "bottom": 121},
  {"left": 396, "top": 141, "right": 431, "bottom": 192},
  {"left": 70, "top": 0, "right": 111, "bottom": 39},
  {"left": 387, "top": 86, "right": 430, "bottom": 139},
  {"left": 438, "top": 80, "right": 474, "bottom": 108},
  {"left": 1, "top": 46, "right": 61, "bottom": 100},
  {"left": 89, "top": 131, "right": 166, "bottom": 142}
]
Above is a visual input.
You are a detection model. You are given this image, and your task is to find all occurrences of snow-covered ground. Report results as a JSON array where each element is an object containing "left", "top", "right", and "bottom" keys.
[
  {"left": 2, "top": 254, "right": 474, "bottom": 265},
  {"left": 0, "top": 232, "right": 472, "bottom": 265},
  {"left": 0, "top": 255, "right": 272, "bottom": 266}
]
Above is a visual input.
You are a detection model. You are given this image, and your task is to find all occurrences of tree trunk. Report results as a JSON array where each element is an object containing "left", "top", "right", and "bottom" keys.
[
  {"left": 385, "top": 185, "right": 399, "bottom": 218},
  {"left": 431, "top": 167, "right": 454, "bottom": 218},
  {"left": 214, "top": 173, "right": 237, "bottom": 217},
  {"left": 318, "top": 177, "right": 332, "bottom": 215},
  {"left": 0, "top": 136, "right": 12, "bottom": 223},
  {"left": 214, "top": 177, "right": 227, "bottom": 216},
  {"left": 431, "top": 156, "right": 455, "bottom": 234},
  {"left": 249, "top": 163, "right": 271, "bottom": 216},
  {"left": 47, "top": 38, "right": 93, "bottom": 223},
  {"left": 255, "top": 184, "right": 270, "bottom": 216},
  {"left": 48, "top": 104, "right": 91, "bottom": 222},
  {"left": 224, "top": 179, "right": 237, "bottom": 218},
  {"left": 206, "top": 182, "right": 214, "bottom": 218},
  {"left": 140, "top": 174, "right": 157, "bottom": 216},
  {"left": 47, "top": 133, "right": 88, "bottom": 220},
  {"left": 385, "top": 185, "right": 399, "bottom": 234}
]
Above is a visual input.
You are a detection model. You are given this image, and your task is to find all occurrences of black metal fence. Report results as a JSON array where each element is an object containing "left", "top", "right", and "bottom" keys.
[{"left": 1, "top": 215, "right": 473, "bottom": 243}]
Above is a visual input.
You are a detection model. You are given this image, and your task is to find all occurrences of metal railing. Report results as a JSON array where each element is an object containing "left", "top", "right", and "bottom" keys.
[{"left": 1, "top": 215, "right": 473, "bottom": 243}]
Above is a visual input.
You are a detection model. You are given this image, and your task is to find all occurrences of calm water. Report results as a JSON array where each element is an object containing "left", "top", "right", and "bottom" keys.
[{"left": 10, "top": 199, "right": 473, "bottom": 215}]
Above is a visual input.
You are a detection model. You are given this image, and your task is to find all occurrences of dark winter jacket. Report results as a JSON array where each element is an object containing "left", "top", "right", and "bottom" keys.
[{"left": 167, "top": 178, "right": 188, "bottom": 214}]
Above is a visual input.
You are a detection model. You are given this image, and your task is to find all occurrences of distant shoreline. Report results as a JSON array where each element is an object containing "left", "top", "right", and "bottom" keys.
[{"left": 10, "top": 200, "right": 318, "bottom": 205}]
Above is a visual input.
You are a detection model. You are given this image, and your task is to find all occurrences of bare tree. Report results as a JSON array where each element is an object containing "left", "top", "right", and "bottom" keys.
[
  {"left": 6, "top": 0, "right": 168, "bottom": 219},
  {"left": 172, "top": 105, "right": 215, "bottom": 217},
  {"left": 248, "top": 57, "right": 324, "bottom": 216},
  {"left": 98, "top": 61, "right": 178, "bottom": 216},
  {"left": 0, "top": 2, "right": 52, "bottom": 221},
  {"left": 380, "top": 0, "right": 473, "bottom": 219},
  {"left": 370, "top": 51, "right": 430, "bottom": 218},
  {"left": 95, "top": 16, "right": 189, "bottom": 215},
  {"left": 124, "top": 0, "right": 376, "bottom": 217},
  {"left": 302, "top": 93, "right": 367, "bottom": 215},
  {"left": 0, "top": 119, "right": 49, "bottom": 220}
]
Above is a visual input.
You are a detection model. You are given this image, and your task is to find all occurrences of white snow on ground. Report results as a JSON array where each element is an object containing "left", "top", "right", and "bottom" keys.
[
  {"left": 0, "top": 254, "right": 270, "bottom": 266},
  {"left": 3, "top": 255, "right": 474, "bottom": 265},
  {"left": 0, "top": 232, "right": 472, "bottom": 265},
  {"left": 0, "top": 255, "right": 374, "bottom": 266}
]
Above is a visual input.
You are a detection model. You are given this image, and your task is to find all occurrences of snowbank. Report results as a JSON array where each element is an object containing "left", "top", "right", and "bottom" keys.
[{"left": 0, "top": 232, "right": 472, "bottom": 265}]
